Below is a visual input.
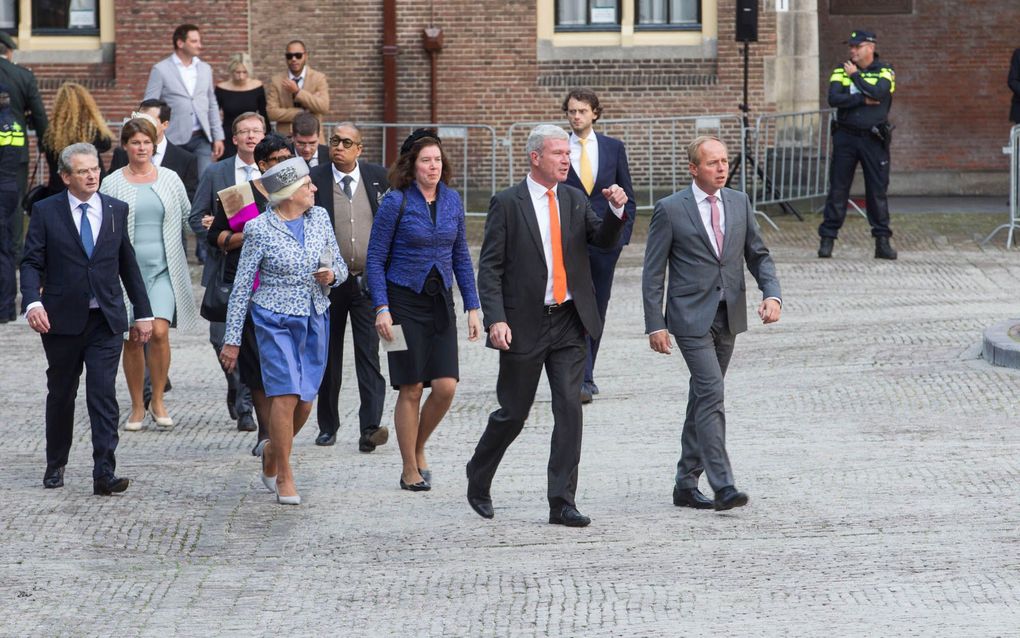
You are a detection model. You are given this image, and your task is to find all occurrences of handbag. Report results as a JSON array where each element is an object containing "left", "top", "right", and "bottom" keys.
[
  {"left": 200, "top": 251, "right": 232, "bottom": 322},
  {"left": 20, "top": 152, "right": 47, "bottom": 216}
]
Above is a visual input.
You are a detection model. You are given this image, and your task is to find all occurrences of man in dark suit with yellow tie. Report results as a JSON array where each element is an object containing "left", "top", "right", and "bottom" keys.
[
  {"left": 21, "top": 143, "right": 153, "bottom": 495},
  {"left": 561, "top": 88, "right": 636, "bottom": 404},
  {"left": 466, "top": 124, "right": 628, "bottom": 527}
]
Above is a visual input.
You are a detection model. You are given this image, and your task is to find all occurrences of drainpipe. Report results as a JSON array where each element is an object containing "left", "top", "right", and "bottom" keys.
[
  {"left": 382, "top": 0, "right": 399, "bottom": 163},
  {"left": 422, "top": 25, "right": 443, "bottom": 124}
]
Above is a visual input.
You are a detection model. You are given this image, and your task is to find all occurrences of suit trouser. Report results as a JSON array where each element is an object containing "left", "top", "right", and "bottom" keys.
[
  {"left": 584, "top": 244, "right": 623, "bottom": 385},
  {"left": 317, "top": 276, "right": 385, "bottom": 436},
  {"left": 180, "top": 133, "right": 212, "bottom": 261},
  {"left": 41, "top": 310, "right": 123, "bottom": 481},
  {"left": 0, "top": 184, "right": 18, "bottom": 318},
  {"left": 674, "top": 302, "right": 737, "bottom": 492},
  {"left": 209, "top": 320, "right": 254, "bottom": 418},
  {"left": 819, "top": 129, "right": 892, "bottom": 239},
  {"left": 467, "top": 305, "right": 586, "bottom": 509}
]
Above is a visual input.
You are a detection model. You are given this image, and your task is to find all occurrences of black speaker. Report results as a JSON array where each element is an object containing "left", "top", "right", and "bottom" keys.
[{"left": 735, "top": 0, "right": 758, "bottom": 42}]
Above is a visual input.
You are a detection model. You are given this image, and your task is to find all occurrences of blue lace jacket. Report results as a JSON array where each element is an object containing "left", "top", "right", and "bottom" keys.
[{"left": 365, "top": 182, "right": 479, "bottom": 311}]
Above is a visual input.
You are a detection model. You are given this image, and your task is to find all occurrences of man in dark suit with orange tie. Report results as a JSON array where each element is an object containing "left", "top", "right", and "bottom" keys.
[
  {"left": 561, "top": 88, "right": 636, "bottom": 404},
  {"left": 466, "top": 124, "right": 628, "bottom": 527},
  {"left": 21, "top": 143, "right": 153, "bottom": 495}
]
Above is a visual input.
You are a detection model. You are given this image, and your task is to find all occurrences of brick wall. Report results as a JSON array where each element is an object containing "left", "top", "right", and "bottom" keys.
[{"left": 818, "top": 0, "right": 1017, "bottom": 174}]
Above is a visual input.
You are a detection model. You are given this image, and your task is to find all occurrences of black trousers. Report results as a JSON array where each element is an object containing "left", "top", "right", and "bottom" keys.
[
  {"left": 41, "top": 309, "right": 123, "bottom": 481},
  {"left": 467, "top": 304, "right": 586, "bottom": 510},
  {"left": 819, "top": 128, "right": 893, "bottom": 239},
  {"left": 584, "top": 244, "right": 623, "bottom": 385},
  {"left": 316, "top": 275, "right": 385, "bottom": 436},
  {"left": 0, "top": 184, "right": 19, "bottom": 319}
]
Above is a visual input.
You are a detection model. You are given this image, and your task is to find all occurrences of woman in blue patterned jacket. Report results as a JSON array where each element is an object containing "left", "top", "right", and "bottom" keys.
[
  {"left": 220, "top": 158, "right": 347, "bottom": 505},
  {"left": 366, "top": 129, "right": 482, "bottom": 492}
]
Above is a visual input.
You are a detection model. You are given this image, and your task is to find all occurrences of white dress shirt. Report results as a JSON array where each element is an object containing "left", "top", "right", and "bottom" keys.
[
  {"left": 690, "top": 181, "right": 725, "bottom": 257},
  {"left": 172, "top": 53, "right": 201, "bottom": 132},
  {"left": 526, "top": 175, "right": 575, "bottom": 306},
  {"left": 569, "top": 131, "right": 599, "bottom": 185},
  {"left": 290, "top": 67, "right": 307, "bottom": 88},
  {"left": 151, "top": 136, "right": 168, "bottom": 167},
  {"left": 234, "top": 154, "right": 261, "bottom": 185},
  {"left": 331, "top": 161, "right": 361, "bottom": 197}
]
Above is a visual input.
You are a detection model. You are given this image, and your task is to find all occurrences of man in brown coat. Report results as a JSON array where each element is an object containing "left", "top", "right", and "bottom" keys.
[{"left": 266, "top": 40, "right": 329, "bottom": 139}]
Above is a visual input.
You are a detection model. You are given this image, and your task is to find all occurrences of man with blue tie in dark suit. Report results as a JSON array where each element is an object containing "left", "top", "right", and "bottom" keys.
[
  {"left": 20, "top": 143, "right": 153, "bottom": 495},
  {"left": 561, "top": 89, "right": 636, "bottom": 403}
]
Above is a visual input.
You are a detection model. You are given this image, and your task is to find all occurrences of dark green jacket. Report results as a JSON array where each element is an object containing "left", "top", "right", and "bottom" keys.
[{"left": 0, "top": 57, "right": 46, "bottom": 164}]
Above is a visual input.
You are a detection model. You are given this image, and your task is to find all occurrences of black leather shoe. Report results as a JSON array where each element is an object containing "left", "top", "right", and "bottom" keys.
[
  {"left": 236, "top": 413, "right": 256, "bottom": 432},
  {"left": 589, "top": 381, "right": 600, "bottom": 395},
  {"left": 315, "top": 432, "right": 336, "bottom": 447},
  {"left": 358, "top": 426, "right": 389, "bottom": 453},
  {"left": 549, "top": 505, "right": 591, "bottom": 527},
  {"left": 468, "top": 494, "right": 494, "bottom": 519},
  {"left": 673, "top": 485, "right": 714, "bottom": 509},
  {"left": 400, "top": 476, "right": 431, "bottom": 491},
  {"left": 818, "top": 236, "right": 834, "bottom": 258},
  {"left": 580, "top": 386, "right": 593, "bottom": 405},
  {"left": 93, "top": 476, "right": 130, "bottom": 496},
  {"left": 713, "top": 486, "right": 749, "bottom": 511},
  {"left": 226, "top": 388, "right": 238, "bottom": 420},
  {"left": 43, "top": 467, "right": 64, "bottom": 489},
  {"left": 874, "top": 236, "right": 898, "bottom": 260}
]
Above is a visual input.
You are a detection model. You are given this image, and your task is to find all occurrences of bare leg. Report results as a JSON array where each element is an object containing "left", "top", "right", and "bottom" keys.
[
  {"left": 122, "top": 340, "right": 146, "bottom": 422},
  {"left": 268, "top": 394, "right": 299, "bottom": 498},
  {"left": 146, "top": 319, "right": 172, "bottom": 418},
  {"left": 395, "top": 384, "right": 424, "bottom": 484},
  {"left": 415, "top": 377, "right": 456, "bottom": 471},
  {"left": 252, "top": 388, "right": 271, "bottom": 441}
]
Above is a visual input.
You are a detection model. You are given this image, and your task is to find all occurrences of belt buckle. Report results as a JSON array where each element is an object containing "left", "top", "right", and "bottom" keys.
[{"left": 544, "top": 302, "right": 560, "bottom": 315}]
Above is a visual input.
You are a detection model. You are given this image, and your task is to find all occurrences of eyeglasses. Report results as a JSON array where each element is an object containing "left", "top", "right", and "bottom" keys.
[
  {"left": 235, "top": 128, "right": 265, "bottom": 137},
  {"left": 329, "top": 136, "right": 361, "bottom": 149},
  {"left": 71, "top": 167, "right": 101, "bottom": 177},
  {"left": 285, "top": 52, "right": 304, "bottom": 60}
]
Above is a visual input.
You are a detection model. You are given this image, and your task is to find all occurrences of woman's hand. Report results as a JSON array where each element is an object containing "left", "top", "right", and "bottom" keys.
[
  {"left": 219, "top": 344, "right": 240, "bottom": 373},
  {"left": 467, "top": 309, "right": 482, "bottom": 342},
  {"left": 312, "top": 267, "right": 335, "bottom": 286},
  {"left": 375, "top": 307, "right": 393, "bottom": 342}
]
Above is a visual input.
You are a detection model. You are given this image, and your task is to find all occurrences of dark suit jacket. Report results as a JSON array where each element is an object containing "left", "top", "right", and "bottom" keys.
[
  {"left": 477, "top": 179, "right": 624, "bottom": 354},
  {"left": 311, "top": 160, "right": 388, "bottom": 222},
  {"left": 564, "top": 133, "right": 637, "bottom": 248},
  {"left": 110, "top": 142, "right": 199, "bottom": 203},
  {"left": 0, "top": 57, "right": 47, "bottom": 165},
  {"left": 19, "top": 191, "right": 152, "bottom": 335},
  {"left": 641, "top": 186, "right": 781, "bottom": 338},
  {"left": 1009, "top": 48, "right": 1020, "bottom": 124},
  {"left": 306, "top": 145, "right": 330, "bottom": 169}
]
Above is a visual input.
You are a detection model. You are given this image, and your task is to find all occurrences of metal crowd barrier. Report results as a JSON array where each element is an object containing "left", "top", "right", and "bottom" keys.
[
  {"left": 981, "top": 124, "right": 1020, "bottom": 248},
  {"left": 324, "top": 121, "right": 498, "bottom": 216},
  {"left": 505, "top": 114, "right": 747, "bottom": 213}
]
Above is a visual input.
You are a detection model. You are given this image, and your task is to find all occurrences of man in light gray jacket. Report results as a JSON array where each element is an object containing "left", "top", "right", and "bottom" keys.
[
  {"left": 144, "top": 24, "right": 224, "bottom": 178},
  {"left": 642, "top": 135, "right": 782, "bottom": 513}
]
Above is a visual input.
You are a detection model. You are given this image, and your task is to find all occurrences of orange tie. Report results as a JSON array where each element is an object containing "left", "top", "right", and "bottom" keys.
[{"left": 546, "top": 189, "right": 567, "bottom": 303}]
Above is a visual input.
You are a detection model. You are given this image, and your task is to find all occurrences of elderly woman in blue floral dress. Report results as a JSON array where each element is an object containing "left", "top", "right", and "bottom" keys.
[{"left": 220, "top": 158, "right": 347, "bottom": 505}]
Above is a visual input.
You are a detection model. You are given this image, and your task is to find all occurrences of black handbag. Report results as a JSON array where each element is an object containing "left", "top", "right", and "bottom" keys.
[{"left": 200, "top": 252, "right": 232, "bottom": 322}]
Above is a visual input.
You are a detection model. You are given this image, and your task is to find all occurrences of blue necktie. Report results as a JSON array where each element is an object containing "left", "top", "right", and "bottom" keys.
[
  {"left": 243, "top": 165, "right": 254, "bottom": 181},
  {"left": 79, "top": 203, "right": 94, "bottom": 258}
]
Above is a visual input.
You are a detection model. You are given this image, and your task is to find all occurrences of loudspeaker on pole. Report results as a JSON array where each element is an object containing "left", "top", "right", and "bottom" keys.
[{"left": 736, "top": 0, "right": 758, "bottom": 42}]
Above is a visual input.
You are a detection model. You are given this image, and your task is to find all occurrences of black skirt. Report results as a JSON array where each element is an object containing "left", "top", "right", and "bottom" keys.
[{"left": 386, "top": 275, "right": 458, "bottom": 389}]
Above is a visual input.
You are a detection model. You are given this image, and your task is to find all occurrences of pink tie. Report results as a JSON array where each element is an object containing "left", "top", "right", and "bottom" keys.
[{"left": 707, "top": 194, "right": 724, "bottom": 258}]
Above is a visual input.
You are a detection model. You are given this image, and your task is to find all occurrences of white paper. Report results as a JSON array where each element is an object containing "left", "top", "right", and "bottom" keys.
[{"left": 381, "top": 324, "right": 408, "bottom": 352}]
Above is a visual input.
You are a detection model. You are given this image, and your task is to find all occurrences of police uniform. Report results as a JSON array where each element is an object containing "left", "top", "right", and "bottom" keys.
[
  {"left": 819, "top": 29, "right": 897, "bottom": 260},
  {"left": 0, "top": 32, "right": 46, "bottom": 321}
]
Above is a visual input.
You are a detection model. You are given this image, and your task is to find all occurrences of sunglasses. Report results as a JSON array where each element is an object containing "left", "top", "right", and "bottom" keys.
[
  {"left": 329, "top": 136, "right": 361, "bottom": 149},
  {"left": 285, "top": 52, "right": 304, "bottom": 60}
]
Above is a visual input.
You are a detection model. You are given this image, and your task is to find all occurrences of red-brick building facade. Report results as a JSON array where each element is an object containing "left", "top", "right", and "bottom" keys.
[{"left": 10, "top": 0, "right": 1017, "bottom": 196}]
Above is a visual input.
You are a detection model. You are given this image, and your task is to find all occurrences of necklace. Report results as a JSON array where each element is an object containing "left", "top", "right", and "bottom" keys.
[{"left": 127, "top": 164, "right": 154, "bottom": 178}]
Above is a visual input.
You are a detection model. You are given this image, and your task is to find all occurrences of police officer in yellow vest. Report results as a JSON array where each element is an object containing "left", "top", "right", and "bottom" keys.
[{"left": 819, "top": 29, "right": 897, "bottom": 260}]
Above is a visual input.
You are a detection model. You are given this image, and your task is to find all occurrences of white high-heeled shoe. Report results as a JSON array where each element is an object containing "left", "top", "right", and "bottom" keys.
[
  {"left": 277, "top": 492, "right": 301, "bottom": 505},
  {"left": 255, "top": 439, "right": 276, "bottom": 493},
  {"left": 124, "top": 416, "right": 144, "bottom": 431},
  {"left": 261, "top": 473, "right": 277, "bottom": 493},
  {"left": 149, "top": 409, "right": 174, "bottom": 430}
]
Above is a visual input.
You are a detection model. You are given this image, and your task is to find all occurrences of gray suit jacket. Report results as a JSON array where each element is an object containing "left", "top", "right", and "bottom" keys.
[
  {"left": 642, "top": 186, "right": 781, "bottom": 338},
  {"left": 189, "top": 156, "right": 239, "bottom": 285},
  {"left": 144, "top": 55, "right": 225, "bottom": 146}
]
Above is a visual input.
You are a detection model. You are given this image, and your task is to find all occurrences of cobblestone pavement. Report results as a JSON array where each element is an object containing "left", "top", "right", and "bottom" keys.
[{"left": 2, "top": 212, "right": 1019, "bottom": 637}]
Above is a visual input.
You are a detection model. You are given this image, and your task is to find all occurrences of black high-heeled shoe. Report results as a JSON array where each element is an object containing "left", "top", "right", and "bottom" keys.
[
  {"left": 419, "top": 467, "right": 432, "bottom": 484},
  {"left": 399, "top": 476, "right": 431, "bottom": 491}
]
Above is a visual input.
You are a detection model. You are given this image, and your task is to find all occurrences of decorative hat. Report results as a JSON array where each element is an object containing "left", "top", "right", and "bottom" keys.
[
  {"left": 261, "top": 157, "right": 310, "bottom": 203},
  {"left": 400, "top": 128, "right": 442, "bottom": 155}
]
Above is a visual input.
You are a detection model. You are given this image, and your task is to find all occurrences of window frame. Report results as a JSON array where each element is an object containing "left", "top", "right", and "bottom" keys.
[
  {"left": 555, "top": 0, "right": 623, "bottom": 33},
  {"left": 634, "top": 0, "right": 702, "bottom": 31},
  {"left": 0, "top": 0, "right": 17, "bottom": 34},
  {"left": 31, "top": 0, "right": 101, "bottom": 36}
]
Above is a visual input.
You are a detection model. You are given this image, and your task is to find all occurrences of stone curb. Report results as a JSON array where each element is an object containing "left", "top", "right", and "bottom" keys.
[{"left": 982, "top": 319, "right": 1020, "bottom": 368}]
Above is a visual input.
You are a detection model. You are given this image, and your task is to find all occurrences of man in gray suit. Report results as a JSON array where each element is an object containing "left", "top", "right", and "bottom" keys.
[
  {"left": 144, "top": 24, "right": 224, "bottom": 178},
  {"left": 642, "top": 135, "right": 782, "bottom": 512}
]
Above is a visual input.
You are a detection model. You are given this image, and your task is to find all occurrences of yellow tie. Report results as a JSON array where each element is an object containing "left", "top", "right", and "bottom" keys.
[{"left": 578, "top": 136, "right": 594, "bottom": 195}]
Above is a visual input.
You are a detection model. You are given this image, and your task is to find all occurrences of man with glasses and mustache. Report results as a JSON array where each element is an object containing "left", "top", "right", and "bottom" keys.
[
  {"left": 266, "top": 40, "right": 329, "bottom": 140},
  {"left": 311, "top": 123, "right": 391, "bottom": 453}
]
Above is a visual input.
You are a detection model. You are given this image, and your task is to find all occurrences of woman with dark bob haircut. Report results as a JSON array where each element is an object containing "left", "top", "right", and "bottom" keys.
[
  {"left": 365, "top": 129, "right": 482, "bottom": 492},
  {"left": 100, "top": 116, "right": 197, "bottom": 432}
]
